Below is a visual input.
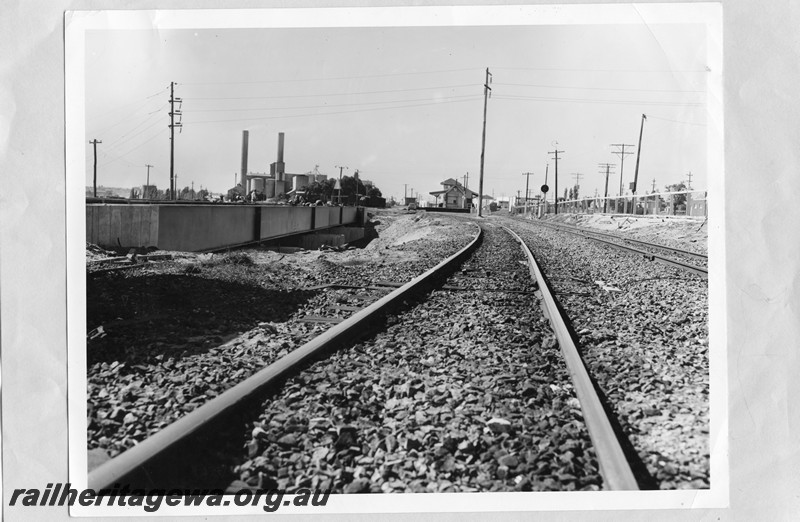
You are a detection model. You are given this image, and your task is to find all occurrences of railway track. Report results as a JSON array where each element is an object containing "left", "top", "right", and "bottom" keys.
[
  {"left": 497, "top": 215, "right": 709, "bottom": 490},
  {"left": 89, "top": 220, "right": 645, "bottom": 493},
  {"left": 524, "top": 218, "right": 707, "bottom": 279}
]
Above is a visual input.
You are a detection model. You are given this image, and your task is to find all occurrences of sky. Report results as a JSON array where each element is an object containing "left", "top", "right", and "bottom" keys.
[{"left": 84, "top": 17, "right": 711, "bottom": 202}]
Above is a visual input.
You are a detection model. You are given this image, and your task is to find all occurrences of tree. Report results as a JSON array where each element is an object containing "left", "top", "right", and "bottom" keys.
[
  {"left": 198, "top": 188, "right": 209, "bottom": 200},
  {"left": 304, "top": 179, "right": 336, "bottom": 202},
  {"left": 665, "top": 181, "right": 688, "bottom": 210},
  {"left": 367, "top": 185, "right": 382, "bottom": 198}
]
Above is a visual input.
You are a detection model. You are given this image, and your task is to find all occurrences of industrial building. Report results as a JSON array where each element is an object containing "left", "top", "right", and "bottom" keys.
[{"left": 236, "top": 131, "right": 328, "bottom": 200}]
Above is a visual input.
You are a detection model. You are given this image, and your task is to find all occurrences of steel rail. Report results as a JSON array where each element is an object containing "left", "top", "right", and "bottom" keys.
[
  {"left": 502, "top": 226, "right": 639, "bottom": 491},
  {"left": 619, "top": 236, "right": 707, "bottom": 261},
  {"left": 532, "top": 220, "right": 707, "bottom": 279},
  {"left": 88, "top": 224, "right": 483, "bottom": 490},
  {"left": 549, "top": 221, "right": 707, "bottom": 261}
]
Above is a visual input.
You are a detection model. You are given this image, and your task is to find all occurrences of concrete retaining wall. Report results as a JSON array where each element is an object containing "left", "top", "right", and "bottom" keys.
[
  {"left": 314, "top": 206, "right": 342, "bottom": 229},
  {"left": 86, "top": 205, "right": 159, "bottom": 248},
  {"left": 260, "top": 206, "right": 313, "bottom": 239},
  {"left": 86, "top": 203, "right": 362, "bottom": 252},
  {"left": 342, "top": 206, "right": 358, "bottom": 224},
  {"left": 158, "top": 205, "right": 258, "bottom": 252}
]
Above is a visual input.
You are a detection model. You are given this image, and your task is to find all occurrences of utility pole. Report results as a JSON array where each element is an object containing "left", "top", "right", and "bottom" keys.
[
  {"left": 516, "top": 190, "right": 521, "bottom": 211},
  {"left": 522, "top": 171, "right": 534, "bottom": 212},
  {"left": 548, "top": 149, "right": 564, "bottom": 214},
  {"left": 169, "top": 82, "right": 182, "bottom": 200},
  {"left": 463, "top": 172, "right": 469, "bottom": 190},
  {"left": 611, "top": 143, "right": 634, "bottom": 196},
  {"left": 632, "top": 114, "right": 647, "bottom": 195},
  {"left": 571, "top": 172, "right": 583, "bottom": 194},
  {"left": 89, "top": 139, "right": 101, "bottom": 197},
  {"left": 477, "top": 67, "right": 492, "bottom": 217},
  {"left": 522, "top": 172, "right": 533, "bottom": 214},
  {"left": 686, "top": 171, "right": 693, "bottom": 190},
  {"left": 336, "top": 165, "right": 348, "bottom": 205},
  {"left": 652, "top": 178, "right": 657, "bottom": 192},
  {"left": 598, "top": 163, "right": 615, "bottom": 213},
  {"left": 403, "top": 183, "right": 408, "bottom": 201}
]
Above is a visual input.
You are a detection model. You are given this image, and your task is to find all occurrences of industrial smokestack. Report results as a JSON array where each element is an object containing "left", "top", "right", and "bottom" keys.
[
  {"left": 276, "top": 132, "right": 285, "bottom": 181},
  {"left": 240, "top": 130, "right": 249, "bottom": 186}
]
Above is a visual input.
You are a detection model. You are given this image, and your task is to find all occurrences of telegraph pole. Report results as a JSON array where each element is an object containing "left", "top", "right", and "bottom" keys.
[
  {"left": 463, "top": 172, "right": 469, "bottom": 190},
  {"left": 632, "top": 114, "right": 647, "bottom": 195},
  {"left": 522, "top": 172, "right": 533, "bottom": 214},
  {"left": 548, "top": 149, "right": 564, "bottom": 214},
  {"left": 652, "top": 178, "right": 657, "bottom": 192},
  {"left": 598, "top": 163, "right": 615, "bottom": 213},
  {"left": 611, "top": 143, "right": 634, "bottom": 196},
  {"left": 477, "top": 67, "right": 492, "bottom": 217},
  {"left": 403, "top": 183, "right": 408, "bottom": 201},
  {"left": 169, "top": 82, "right": 182, "bottom": 200},
  {"left": 686, "top": 171, "right": 693, "bottom": 190},
  {"left": 571, "top": 172, "right": 583, "bottom": 193},
  {"left": 89, "top": 139, "right": 101, "bottom": 197},
  {"left": 335, "top": 165, "right": 348, "bottom": 205}
]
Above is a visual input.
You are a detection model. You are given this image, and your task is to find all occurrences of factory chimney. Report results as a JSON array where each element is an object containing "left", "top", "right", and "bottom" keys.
[
  {"left": 240, "top": 130, "right": 249, "bottom": 187},
  {"left": 276, "top": 132, "right": 285, "bottom": 181}
]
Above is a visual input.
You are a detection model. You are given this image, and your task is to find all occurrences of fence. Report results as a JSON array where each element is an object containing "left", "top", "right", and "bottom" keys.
[{"left": 512, "top": 191, "right": 707, "bottom": 218}]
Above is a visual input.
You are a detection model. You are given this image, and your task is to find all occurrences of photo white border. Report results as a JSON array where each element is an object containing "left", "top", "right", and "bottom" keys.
[{"left": 65, "top": 3, "right": 726, "bottom": 516}]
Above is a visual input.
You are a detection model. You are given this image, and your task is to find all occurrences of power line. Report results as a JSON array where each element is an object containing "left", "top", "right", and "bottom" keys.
[
  {"left": 491, "top": 66, "right": 708, "bottom": 73},
  {"left": 645, "top": 114, "right": 707, "bottom": 127},
  {"left": 92, "top": 100, "right": 167, "bottom": 139},
  {"left": 99, "top": 128, "right": 168, "bottom": 167},
  {"left": 87, "top": 85, "right": 169, "bottom": 123},
  {"left": 493, "top": 82, "right": 703, "bottom": 94},
  {"left": 183, "top": 96, "right": 483, "bottom": 125},
  {"left": 183, "top": 93, "right": 481, "bottom": 113},
  {"left": 103, "top": 114, "right": 165, "bottom": 151},
  {"left": 493, "top": 94, "right": 703, "bottom": 107},
  {"left": 183, "top": 84, "right": 479, "bottom": 101},
  {"left": 180, "top": 67, "right": 481, "bottom": 86}
]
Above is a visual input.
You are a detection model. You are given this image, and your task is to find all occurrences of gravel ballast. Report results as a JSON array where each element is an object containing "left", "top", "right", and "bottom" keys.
[
  {"left": 496, "top": 214, "right": 709, "bottom": 489},
  {"left": 86, "top": 211, "right": 476, "bottom": 459},
  {"left": 87, "top": 208, "right": 709, "bottom": 493},
  {"left": 231, "top": 221, "right": 601, "bottom": 494}
]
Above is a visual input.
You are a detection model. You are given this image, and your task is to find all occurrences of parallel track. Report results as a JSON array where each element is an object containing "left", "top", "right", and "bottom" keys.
[{"left": 529, "top": 219, "right": 707, "bottom": 279}]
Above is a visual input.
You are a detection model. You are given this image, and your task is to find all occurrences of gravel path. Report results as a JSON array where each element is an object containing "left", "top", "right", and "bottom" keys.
[{"left": 496, "top": 214, "right": 709, "bottom": 490}]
